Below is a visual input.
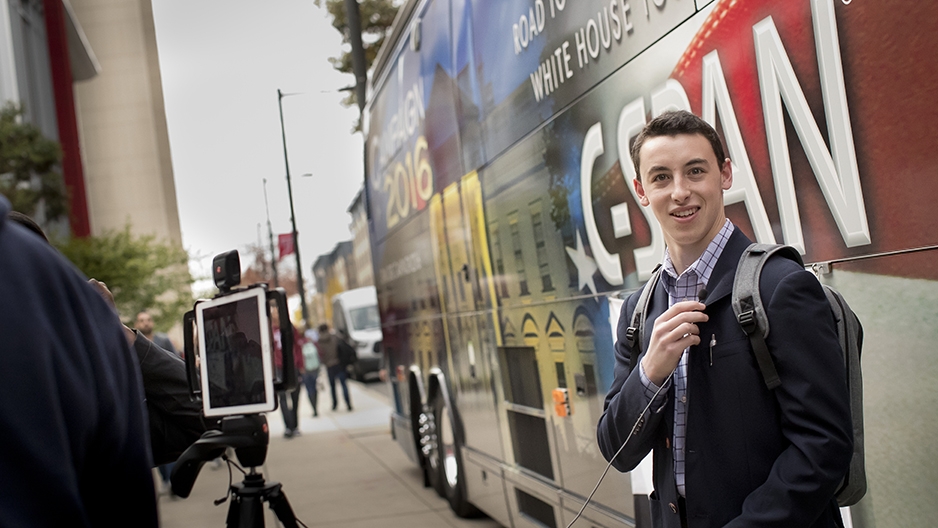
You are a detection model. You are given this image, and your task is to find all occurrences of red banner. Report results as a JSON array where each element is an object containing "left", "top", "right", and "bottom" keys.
[{"left": 278, "top": 233, "right": 294, "bottom": 260}]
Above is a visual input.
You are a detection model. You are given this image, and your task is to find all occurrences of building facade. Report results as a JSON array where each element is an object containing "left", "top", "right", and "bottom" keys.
[
  {"left": 347, "top": 186, "right": 374, "bottom": 288},
  {"left": 1, "top": 0, "right": 181, "bottom": 245},
  {"left": 70, "top": 0, "right": 180, "bottom": 244},
  {"left": 311, "top": 240, "right": 356, "bottom": 327}
]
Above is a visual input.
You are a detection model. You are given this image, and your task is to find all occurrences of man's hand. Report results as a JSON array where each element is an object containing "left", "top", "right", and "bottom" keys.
[
  {"left": 88, "top": 279, "right": 136, "bottom": 346},
  {"left": 641, "top": 300, "right": 708, "bottom": 385}
]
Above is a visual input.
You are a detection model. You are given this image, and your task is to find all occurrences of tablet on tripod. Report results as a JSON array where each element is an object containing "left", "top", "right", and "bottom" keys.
[{"left": 195, "top": 287, "right": 276, "bottom": 417}]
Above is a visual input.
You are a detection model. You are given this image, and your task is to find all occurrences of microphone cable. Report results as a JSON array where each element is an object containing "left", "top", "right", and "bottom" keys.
[
  {"left": 566, "top": 287, "right": 707, "bottom": 527},
  {"left": 566, "top": 369, "right": 675, "bottom": 528}
]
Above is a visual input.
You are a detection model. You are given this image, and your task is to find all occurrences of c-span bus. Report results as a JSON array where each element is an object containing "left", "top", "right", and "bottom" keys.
[{"left": 361, "top": 1, "right": 938, "bottom": 526}]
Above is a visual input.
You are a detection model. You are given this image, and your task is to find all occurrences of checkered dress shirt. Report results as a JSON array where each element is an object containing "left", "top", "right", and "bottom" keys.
[{"left": 639, "top": 219, "right": 733, "bottom": 497}]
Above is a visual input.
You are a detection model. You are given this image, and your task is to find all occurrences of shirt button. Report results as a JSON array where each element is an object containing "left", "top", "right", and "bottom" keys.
[
  {"left": 680, "top": 395, "right": 687, "bottom": 403},
  {"left": 669, "top": 502, "right": 678, "bottom": 514}
]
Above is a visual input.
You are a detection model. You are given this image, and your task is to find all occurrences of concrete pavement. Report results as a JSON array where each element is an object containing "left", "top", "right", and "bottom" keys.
[{"left": 157, "top": 377, "right": 503, "bottom": 528}]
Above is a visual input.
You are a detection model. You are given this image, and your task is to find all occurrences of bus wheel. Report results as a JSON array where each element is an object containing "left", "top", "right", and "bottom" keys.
[
  {"left": 419, "top": 400, "right": 446, "bottom": 497},
  {"left": 434, "top": 394, "right": 481, "bottom": 518}
]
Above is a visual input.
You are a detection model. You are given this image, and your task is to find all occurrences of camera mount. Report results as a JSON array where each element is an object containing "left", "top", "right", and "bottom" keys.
[
  {"left": 174, "top": 250, "right": 302, "bottom": 527},
  {"left": 171, "top": 414, "right": 299, "bottom": 528}
]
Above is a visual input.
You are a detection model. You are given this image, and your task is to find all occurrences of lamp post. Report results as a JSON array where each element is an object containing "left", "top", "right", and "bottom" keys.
[
  {"left": 262, "top": 178, "right": 279, "bottom": 288},
  {"left": 277, "top": 88, "right": 310, "bottom": 328}
]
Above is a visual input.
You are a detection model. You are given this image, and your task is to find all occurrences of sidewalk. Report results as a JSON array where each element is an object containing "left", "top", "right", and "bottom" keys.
[{"left": 157, "top": 378, "right": 502, "bottom": 528}]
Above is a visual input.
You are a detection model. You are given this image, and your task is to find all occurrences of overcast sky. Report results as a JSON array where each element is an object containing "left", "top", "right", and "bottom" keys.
[{"left": 151, "top": 1, "right": 364, "bottom": 292}]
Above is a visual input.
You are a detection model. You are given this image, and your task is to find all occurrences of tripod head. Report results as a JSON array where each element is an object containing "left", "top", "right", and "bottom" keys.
[{"left": 171, "top": 414, "right": 269, "bottom": 498}]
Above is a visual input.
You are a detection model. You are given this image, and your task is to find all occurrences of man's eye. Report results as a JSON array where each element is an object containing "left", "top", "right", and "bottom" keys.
[{"left": 652, "top": 173, "right": 668, "bottom": 182}]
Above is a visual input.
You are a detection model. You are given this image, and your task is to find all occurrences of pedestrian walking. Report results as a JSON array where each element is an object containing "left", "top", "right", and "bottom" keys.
[
  {"left": 318, "top": 323, "right": 352, "bottom": 411},
  {"left": 300, "top": 324, "right": 322, "bottom": 417}
]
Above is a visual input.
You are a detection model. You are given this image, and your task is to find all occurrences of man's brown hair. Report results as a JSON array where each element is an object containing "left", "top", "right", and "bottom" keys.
[{"left": 630, "top": 110, "right": 727, "bottom": 178}]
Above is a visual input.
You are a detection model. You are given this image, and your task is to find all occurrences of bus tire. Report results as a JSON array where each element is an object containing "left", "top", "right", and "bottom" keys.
[
  {"left": 421, "top": 398, "right": 446, "bottom": 497},
  {"left": 434, "top": 394, "right": 481, "bottom": 518}
]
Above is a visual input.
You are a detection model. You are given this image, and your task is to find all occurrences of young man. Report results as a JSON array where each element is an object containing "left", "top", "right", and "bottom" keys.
[{"left": 596, "top": 111, "right": 852, "bottom": 527}]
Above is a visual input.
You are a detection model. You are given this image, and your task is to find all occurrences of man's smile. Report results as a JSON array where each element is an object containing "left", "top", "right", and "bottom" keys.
[{"left": 671, "top": 207, "right": 700, "bottom": 219}]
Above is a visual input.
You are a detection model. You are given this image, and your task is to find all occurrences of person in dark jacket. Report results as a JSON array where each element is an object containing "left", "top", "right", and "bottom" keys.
[
  {"left": 0, "top": 196, "right": 158, "bottom": 526},
  {"left": 88, "top": 279, "right": 209, "bottom": 499},
  {"left": 596, "top": 111, "right": 852, "bottom": 528},
  {"left": 130, "top": 315, "right": 203, "bottom": 495},
  {"left": 318, "top": 323, "right": 352, "bottom": 411},
  {"left": 11, "top": 210, "right": 207, "bottom": 469}
]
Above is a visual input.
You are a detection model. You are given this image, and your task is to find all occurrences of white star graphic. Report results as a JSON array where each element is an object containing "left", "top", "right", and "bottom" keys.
[{"left": 565, "top": 231, "right": 598, "bottom": 295}]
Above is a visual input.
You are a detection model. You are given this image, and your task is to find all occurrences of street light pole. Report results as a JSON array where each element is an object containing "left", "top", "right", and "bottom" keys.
[
  {"left": 277, "top": 88, "right": 310, "bottom": 328},
  {"left": 262, "top": 178, "right": 279, "bottom": 288}
]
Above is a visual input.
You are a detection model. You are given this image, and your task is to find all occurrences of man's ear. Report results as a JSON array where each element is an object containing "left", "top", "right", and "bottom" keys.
[
  {"left": 633, "top": 177, "right": 649, "bottom": 206},
  {"left": 721, "top": 158, "right": 733, "bottom": 191}
]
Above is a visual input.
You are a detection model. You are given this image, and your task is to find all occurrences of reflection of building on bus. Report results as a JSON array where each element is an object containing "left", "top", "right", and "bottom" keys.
[
  {"left": 487, "top": 165, "right": 612, "bottom": 471},
  {"left": 355, "top": 0, "right": 938, "bottom": 527}
]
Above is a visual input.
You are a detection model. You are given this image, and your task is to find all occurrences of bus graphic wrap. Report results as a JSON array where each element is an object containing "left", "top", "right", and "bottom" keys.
[{"left": 362, "top": 0, "right": 938, "bottom": 526}]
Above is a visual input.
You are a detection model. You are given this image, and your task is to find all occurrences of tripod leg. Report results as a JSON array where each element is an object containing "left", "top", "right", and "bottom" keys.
[
  {"left": 226, "top": 495, "right": 240, "bottom": 528},
  {"left": 226, "top": 493, "right": 266, "bottom": 528},
  {"left": 267, "top": 485, "right": 299, "bottom": 528}
]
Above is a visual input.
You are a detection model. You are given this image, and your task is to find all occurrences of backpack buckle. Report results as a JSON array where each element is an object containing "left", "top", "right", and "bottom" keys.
[
  {"left": 625, "top": 326, "right": 637, "bottom": 347},
  {"left": 737, "top": 310, "right": 756, "bottom": 334}
]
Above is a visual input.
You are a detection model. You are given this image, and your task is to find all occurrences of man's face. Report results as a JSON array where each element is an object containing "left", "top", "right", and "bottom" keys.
[
  {"left": 634, "top": 133, "right": 733, "bottom": 264},
  {"left": 135, "top": 312, "right": 154, "bottom": 334}
]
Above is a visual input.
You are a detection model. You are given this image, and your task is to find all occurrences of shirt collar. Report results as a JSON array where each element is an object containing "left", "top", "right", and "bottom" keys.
[{"left": 661, "top": 219, "right": 735, "bottom": 297}]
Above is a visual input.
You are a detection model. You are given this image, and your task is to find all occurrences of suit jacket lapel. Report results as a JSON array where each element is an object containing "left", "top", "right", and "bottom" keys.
[
  {"left": 699, "top": 227, "right": 753, "bottom": 306},
  {"left": 639, "top": 227, "right": 753, "bottom": 432}
]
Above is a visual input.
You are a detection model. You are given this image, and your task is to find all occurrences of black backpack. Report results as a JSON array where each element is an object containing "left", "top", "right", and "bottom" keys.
[
  {"left": 337, "top": 338, "right": 358, "bottom": 367},
  {"left": 624, "top": 243, "right": 866, "bottom": 507}
]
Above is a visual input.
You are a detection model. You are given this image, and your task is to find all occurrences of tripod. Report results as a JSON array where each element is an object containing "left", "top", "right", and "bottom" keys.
[{"left": 171, "top": 414, "right": 299, "bottom": 528}]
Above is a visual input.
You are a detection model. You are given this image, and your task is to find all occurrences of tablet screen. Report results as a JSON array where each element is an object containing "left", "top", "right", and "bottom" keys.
[{"left": 196, "top": 288, "right": 275, "bottom": 416}]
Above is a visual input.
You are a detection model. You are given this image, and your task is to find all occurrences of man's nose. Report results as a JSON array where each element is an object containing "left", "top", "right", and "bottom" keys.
[{"left": 671, "top": 174, "right": 691, "bottom": 201}]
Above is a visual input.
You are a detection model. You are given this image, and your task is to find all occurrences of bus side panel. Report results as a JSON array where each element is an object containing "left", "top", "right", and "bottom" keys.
[
  {"left": 513, "top": 1, "right": 938, "bottom": 525},
  {"left": 371, "top": 211, "right": 444, "bottom": 454},
  {"left": 366, "top": 0, "right": 938, "bottom": 526},
  {"left": 481, "top": 126, "right": 633, "bottom": 517},
  {"left": 820, "top": 251, "right": 938, "bottom": 528},
  {"left": 466, "top": 0, "right": 696, "bottom": 166}
]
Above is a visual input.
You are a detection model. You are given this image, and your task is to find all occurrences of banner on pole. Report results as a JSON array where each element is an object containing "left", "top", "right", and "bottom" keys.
[{"left": 278, "top": 233, "right": 294, "bottom": 259}]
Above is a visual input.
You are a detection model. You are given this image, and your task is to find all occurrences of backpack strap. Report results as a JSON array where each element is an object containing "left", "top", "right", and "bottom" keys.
[
  {"left": 731, "top": 243, "right": 804, "bottom": 390},
  {"left": 625, "top": 264, "right": 663, "bottom": 375}
]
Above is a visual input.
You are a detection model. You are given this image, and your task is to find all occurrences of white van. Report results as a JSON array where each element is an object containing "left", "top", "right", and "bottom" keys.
[{"left": 331, "top": 286, "right": 382, "bottom": 380}]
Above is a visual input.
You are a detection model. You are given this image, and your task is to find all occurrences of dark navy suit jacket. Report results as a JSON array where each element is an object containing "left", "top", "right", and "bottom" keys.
[
  {"left": 597, "top": 228, "right": 852, "bottom": 528},
  {"left": 0, "top": 197, "right": 158, "bottom": 526}
]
